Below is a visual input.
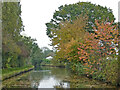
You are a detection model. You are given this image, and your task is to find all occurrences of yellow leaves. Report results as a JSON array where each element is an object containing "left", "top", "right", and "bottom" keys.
[
  {"left": 88, "top": 59, "right": 90, "bottom": 62},
  {"left": 90, "top": 71, "right": 94, "bottom": 74},
  {"left": 53, "top": 16, "right": 89, "bottom": 62},
  {"left": 93, "top": 60, "right": 96, "bottom": 63},
  {"left": 87, "top": 65, "right": 90, "bottom": 67},
  {"left": 84, "top": 63, "right": 88, "bottom": 66}
]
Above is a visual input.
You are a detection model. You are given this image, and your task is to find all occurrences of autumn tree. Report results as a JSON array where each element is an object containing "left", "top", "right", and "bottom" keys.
[
  {"left": 78, "top": 20, "right": 118, "bottom": 85},
  {"left": 46, "top": 2, "right": 115, "bottom": 38},
  {"left": 52, "top": 15, "right": 88, "bottom": 63}
]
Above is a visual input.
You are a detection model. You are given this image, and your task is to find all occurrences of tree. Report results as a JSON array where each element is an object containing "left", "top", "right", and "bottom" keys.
[
  {"left": 77, "top": 20, "right": 118, "bottom": 85},
  {"left": 2, "top": 2, "right": 24, "bottom": 68},
  {"left": 2, "top": 2, "right": 39, "bottom": 68},
  {"left": 41, "top": 47, "right": 53, "bottom": 58},
  {"left": 46, "top": 2, "right": 115, "bottom": 38},
  {"left": 52, "top": 15, "right": 88, "bottom": 65}
]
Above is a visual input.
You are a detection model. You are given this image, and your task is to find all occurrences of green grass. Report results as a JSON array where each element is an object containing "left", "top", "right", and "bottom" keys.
[{"left": 2, "top": 65, "right": 34, "bottom": 80}]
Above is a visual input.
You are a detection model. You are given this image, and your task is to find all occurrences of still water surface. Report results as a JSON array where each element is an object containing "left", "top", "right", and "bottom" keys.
[
  {"left": 3, "top": 66, "right": 70, "bottom": 88},
  {"left": 31, "top": 67, "right": 70, "bottom": 88},
  {"left": 3, "top": 66, "right": 117, "bottom": 88}
]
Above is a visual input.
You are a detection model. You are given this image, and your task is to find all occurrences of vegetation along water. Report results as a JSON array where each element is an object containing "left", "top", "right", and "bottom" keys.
[{"left": 1, "top": 1, "right": 120, "bottom": 89}]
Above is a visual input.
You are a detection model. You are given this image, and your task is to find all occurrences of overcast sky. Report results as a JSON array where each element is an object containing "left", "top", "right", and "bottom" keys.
[{"left": 20, "top": 0, "right": 119, "bottom": 50}]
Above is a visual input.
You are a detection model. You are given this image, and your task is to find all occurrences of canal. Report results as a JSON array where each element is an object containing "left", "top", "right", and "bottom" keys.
[{"left": 2, "top": 66, "right": 117, "bottom": 88}]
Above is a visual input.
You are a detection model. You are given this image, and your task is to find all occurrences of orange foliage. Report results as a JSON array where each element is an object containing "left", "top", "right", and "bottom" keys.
[{"left": 78, "top": 20, "right": 118, "bottom": 75}]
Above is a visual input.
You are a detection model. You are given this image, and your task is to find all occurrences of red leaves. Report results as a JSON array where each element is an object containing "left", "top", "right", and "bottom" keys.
[
  {"left": 77, "top": 48, "right": 81, "bottom": 50},
  {"left": 95, "top": 20, "right": 100, "bottom": 26},
  {"left": 108, "top": 26, "right": 114, "bottom": 30},
  {"left": 77, "top": 20, "right": 118, "bottom": 75},
  {"left": 79, "top": 57, "right": 82, "bottom": 60},
  {"left": 100, "top": 46, "right": 104, "bottom": 49}
]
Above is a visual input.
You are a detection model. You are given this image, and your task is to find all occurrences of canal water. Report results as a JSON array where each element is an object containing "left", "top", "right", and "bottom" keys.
[{"left": 2, "top": 66, "right": 118, "bottom": 88}]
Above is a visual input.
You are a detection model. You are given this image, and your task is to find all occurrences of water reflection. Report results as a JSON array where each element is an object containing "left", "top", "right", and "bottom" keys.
[
  {"left": 3, "top": 66, "right": 117, "bottom": 88},
  {"left": 29, "top": 66, "right": 70, "bottom": 88}
]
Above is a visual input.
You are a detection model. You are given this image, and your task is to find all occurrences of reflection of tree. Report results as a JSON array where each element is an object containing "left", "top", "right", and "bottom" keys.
[
  {"left": 50, "top": 67, "right": 70, "bottom": 80},
  {"left": 26, "top": 66, "right": 71, "bottom": 88},
  {"left": 3, "top": 67, "right": 71, "bottom": 88},
  {"left": 34, "top": 66, "right": 43, "bottom": 70},
  {"left": 35, "top": 66, "right": 51, "bottom": 70},
  {"left": 29, "top": 72, "right": 44, "bottom": 88},
  {"left": 29, "top": 69, "right": 52, "bottom": 88}
]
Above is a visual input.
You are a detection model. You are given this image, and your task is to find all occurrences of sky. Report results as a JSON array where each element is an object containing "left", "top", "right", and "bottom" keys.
[{"left": 20, "top": 0, "right": 119, "bottom": 50}]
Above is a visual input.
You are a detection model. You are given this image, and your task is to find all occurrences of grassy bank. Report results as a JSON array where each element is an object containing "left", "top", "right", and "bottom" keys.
[
  {"left": 60, "top": 75, "right": 117, "bottom": 88},
  {"left": 2, "top": 65, "right": 34, "bottom": 81}
]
